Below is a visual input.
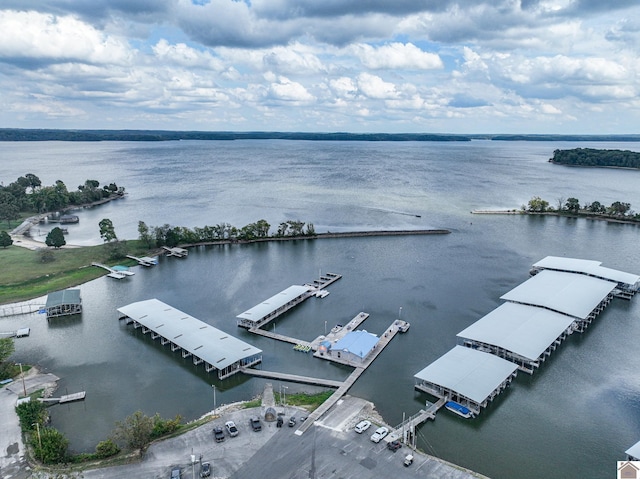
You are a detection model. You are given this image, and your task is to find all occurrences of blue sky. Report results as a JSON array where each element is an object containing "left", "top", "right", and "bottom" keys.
[{"left": 1, "top": 1, "right": 639, "bottom": 133}]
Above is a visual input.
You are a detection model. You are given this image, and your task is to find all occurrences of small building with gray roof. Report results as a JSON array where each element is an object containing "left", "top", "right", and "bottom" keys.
[{"left": 45, "top": 289, "right": 82, "bottom": 319}]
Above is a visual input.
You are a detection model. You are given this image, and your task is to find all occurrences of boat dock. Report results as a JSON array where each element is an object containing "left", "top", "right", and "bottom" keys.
[
  {"left": 0, "top": 328, "right": 31, "bottom": 338},
  {"left": 247, "top": 327, "right": 312, "bottom": 349},
  {"left": 92, "top": 262, "right": 135, "bottom": 279},
  {"left": 126, "top": 254, "right": 157, "bottom": 266},
  {"left": 40, "top": 391, "right": 86, "bottom": 404},
  {"left": 240, "top": 368, "right": 343, "bottom": 388},
  {"left": 162, "top": 246, "right": 188, "bottom": 257},
  {"left": 387, "top": 398, "right": 446, "bottom": 443}
]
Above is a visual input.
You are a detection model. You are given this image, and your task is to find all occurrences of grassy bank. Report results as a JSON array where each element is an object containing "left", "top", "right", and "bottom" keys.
[{"left": 0, "top": 240, "right": 152, "bottom": 305}]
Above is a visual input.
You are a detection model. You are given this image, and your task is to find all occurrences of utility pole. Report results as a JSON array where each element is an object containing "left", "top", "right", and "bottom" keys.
[
  {"left": 18, "top": 363, "right": 26, "bottom": 397},
  {"left": 211, "top": 384, "right": 217, "bottom": 416}
]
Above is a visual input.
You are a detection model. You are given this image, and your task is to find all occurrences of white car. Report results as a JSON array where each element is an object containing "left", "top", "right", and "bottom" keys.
[
  {"left": 354, "top": 420, "right": 371, "bottom": 434},
  {"left": 225, "top": 420, "right": 239, "bottom": 437},
  {"left": 370, "top": 426, "right": 388, "bottom": 443}
]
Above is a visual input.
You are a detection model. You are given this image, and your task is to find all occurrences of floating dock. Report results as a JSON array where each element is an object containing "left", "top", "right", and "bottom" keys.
[
  {"left": 0, "top": 328, "right": 30, "bottom": 338},
  {"left": 162, "top": 246, "right": 188, "bottom": 257},
  {"left": 240, "top": 368, "right": 342, "bottom": 388},
  {"left": 40, "top": 391, "right": 86, "bottom": 404},
  {"left": 92, "top": 262, "right": 135, "bottom": 279},
  {"left": 126, "top": 254, "right": 158, "bottom": 266}
]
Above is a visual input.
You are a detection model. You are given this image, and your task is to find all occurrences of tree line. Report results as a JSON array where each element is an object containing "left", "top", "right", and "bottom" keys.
[
  {"left": 525, "top": 196, "right": 639, "bottom": 221},
  {"left": 549, "top": 148, "right": 640, "bottom": 169},
  {"left": 0, "top": 173, "right": 125, "bottom": 226},
  {"left": 137, "top": 218, "right": 317, "bottom": 248}
]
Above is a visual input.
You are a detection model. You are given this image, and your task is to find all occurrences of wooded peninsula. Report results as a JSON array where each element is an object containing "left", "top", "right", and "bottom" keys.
[{"left": 549, "top": 148, "right": 640, "bottom": 169}]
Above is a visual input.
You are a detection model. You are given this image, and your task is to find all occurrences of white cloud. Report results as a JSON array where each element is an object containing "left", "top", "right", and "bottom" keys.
[
  {"left": 0, "top": 10, "right": 131, "bottom": 65},
  {"left": 354, "top": 42, "right": 442, "bottom": 70},
  {"left": 268, "top": 75, "right": 315, "bottom": 102},
  {"left": 357, "top": 72, "right": 399, "bottom": 99},
  {"left": 152, "top": 40, "right": 224, "bottom": 70}
]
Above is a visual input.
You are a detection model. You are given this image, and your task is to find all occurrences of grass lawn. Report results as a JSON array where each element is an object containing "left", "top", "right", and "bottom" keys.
[{"left": 0, "top": 240, "right": 153, "bottom": 305}]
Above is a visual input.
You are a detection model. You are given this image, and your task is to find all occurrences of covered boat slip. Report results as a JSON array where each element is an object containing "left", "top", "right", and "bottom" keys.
[
  {"left": 414, "top": 346, "right": 518, "bottom": 415},
  {"left": 118, "top": 299, "right": 262, "bottom": 379},
  {"left": 627, "top": 440, "right": 640, "bottom": 461},
  {"left": 456, "top": 302, "right": 577, "bottom": 374},
  {"left": 45, "top": 289, "right": 82, "bottom": 319},
  {"left": 531, "top": 256, "right": 640, "bottom": 299},
  {"left": 236, "top": 285, "right": 313, "bottom": 329},
  {"left": 500, "top": 269, "right": 616, "bottom": 327}
]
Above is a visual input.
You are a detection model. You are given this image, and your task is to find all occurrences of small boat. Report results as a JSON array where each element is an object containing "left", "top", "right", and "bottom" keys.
[{"left": 445, "top": 401, "right": 476, "bottom": 419}]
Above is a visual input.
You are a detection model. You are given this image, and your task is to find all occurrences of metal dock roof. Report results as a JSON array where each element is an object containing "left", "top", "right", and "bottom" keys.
[
  {"left": 414, "top": 346, "right": 518, "bottom": 404},
  {"left": 456, "top": 302, "right": 576, "bottom": 361},
  {"left": 236, "top": 285, "right": 312, "bottom": 322},
  {"left": 500, "top": 269, "right": 616, "bottom": 319},
  {"left": 626, "top": 440, "right": 640, "bottom": 460},
  {"left": 533, "top": 256, "right": 640, "bottom": 288},
  {"left": 118, "top": 299, "right": 261, "bottom": 370},
  {"left": 45, "top": 289, "right": 81, "bottom": 307},
  {"left": 331, "top": 330, "right": 379, "bottom": 359}
]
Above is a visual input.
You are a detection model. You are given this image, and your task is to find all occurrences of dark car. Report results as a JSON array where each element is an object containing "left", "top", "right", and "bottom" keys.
[
  {"left": 276, "top": 416, "right": 283, "bottom": 427},
  {"left": 171, "top": 467, "right": 181, "bottom": 478},
  {"left": 387, "top": 440, "right": 402, "bottom": 452},
  {"left": 288, "top": 416, "right": 296, "bottom": 427},
  {"left": 200, "top": 462, "right": 211, "bottom": 478},
  {"left": 213, "top": 426, "right": 225, "bottom": 443},
  {"left": 250, "top": 416, "right": 262, "bottom": 431}
]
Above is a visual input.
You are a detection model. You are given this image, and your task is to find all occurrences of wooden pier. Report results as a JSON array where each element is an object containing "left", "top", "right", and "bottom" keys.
[
  {"left": 387, "top": 398, "right": 446, "bottom": 443},
  {"left": 240, "top": 368, "right": 343, "bottom": 388},
  {"left": 248, "top": 327, "right": 313, "bottom": 349}
]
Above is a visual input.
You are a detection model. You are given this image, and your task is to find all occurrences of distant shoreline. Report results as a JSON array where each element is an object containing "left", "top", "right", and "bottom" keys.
[{"left": 471, "top": 209, "right": 640, "bottom": 225}]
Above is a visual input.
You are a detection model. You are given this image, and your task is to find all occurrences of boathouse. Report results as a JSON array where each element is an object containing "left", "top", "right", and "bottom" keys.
[
  {"left": 326, "top": 330, "right": 379, "bottom": 364},
  {"left": 531, "top": 256, "right": 640, "bottom": 299},
  {"left": 118, "top": 299, "right": 262, "bottom": 379},
  {"left": 627, "top": 440, "right": 640, "bottom": 461},
  {"left": 414, "top": 346, "right": 518, "bottom": 416},
  {"left": 500, "top": 269, "right": 616, "bottom": 332},
  {"left": 456, "top": 302, "right": 577, "bottom": 374},
  {"left": 45, "top": 289, "right": 82, "bottom": 319},
  {"left": 236, "top": 285, "right": 313, "bottom": 329}
]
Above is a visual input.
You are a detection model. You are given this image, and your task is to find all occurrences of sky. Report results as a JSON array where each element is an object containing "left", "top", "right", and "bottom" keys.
[{"left": 0, "top": 1, "right": 639, "bottom": 134}]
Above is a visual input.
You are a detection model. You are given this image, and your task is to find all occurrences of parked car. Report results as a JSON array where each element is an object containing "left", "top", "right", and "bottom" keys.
[
  {"left": 370, "top": 426, "right": 389, "bottom": 443},
  {"left": 403, "top": 454, "right": 414, "bottom": 467},
  {"left": 354, "top": 420, "right": 371, "bottom": 434},
  {"left": 387, "top": 440, "right": 402, "bottom": 452},
  {"left": 200, "top": 462, "right": 211, "bottom": 478},
  {"left": 225, "top": 420, "right": 239, "bottom": 437},
  {"left": 250, "top": 416, "right": 262, "bottom": 431},
  {"left": 288, "top": 416, "right": 296, "bottom": 427},
  {"left": 276, "top": 416, "right": 283, "bottom": 427},
  {"left": 213, "top": 426, "right": 225, "bottom": 442},
  {"left": 171, "top": 467, "right": 181, "bottom": 478}
]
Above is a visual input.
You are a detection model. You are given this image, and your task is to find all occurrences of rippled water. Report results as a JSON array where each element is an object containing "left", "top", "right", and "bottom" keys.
[{"left": 2, "top": 139, "right": 640, "bottom": 479}]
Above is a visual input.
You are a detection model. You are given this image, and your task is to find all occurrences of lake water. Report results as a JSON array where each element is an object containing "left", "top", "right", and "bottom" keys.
[{"left": 2, "top": 139, "right": 640, "bottom": 479}]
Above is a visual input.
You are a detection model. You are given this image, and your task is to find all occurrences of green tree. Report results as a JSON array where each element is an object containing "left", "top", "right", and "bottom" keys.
[
  {"left": 33, "top": 427, "right": 69, "bottom": 464},
  {"left": 527, "top": 196, "right": 549, "bottom": 212},
  {"left": 0, "top": 201, "right": 20, "bottom": 226},
  {"left": 99, "top": 218, "right": 117, "bottom": 242},
  {"left": 112, "top": 410, "right": 154, "bottom": 451},
  {"left": 305, "top": 223, "right": 315, "bottom": 235},
  {"left": 95, "top": 439, "right": 120, "bottom": 458},
  {"left": 565, "top": 197, "right": 580, "bottom": 213},
  {"left": 0, "top": 230, "right": 13, "bottom": 248},
  {"left": 45, "top": 227, "right": 66, "bottom": 248},
  {"left": 138, "top": 221, "right": 153, "bottom": 248},
  {"left": 15, "top": 400, "right": 47, "bottom": 432}
]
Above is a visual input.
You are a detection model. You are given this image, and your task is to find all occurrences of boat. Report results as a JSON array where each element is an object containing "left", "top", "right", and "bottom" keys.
[
  {"left": 444, "top": 401, "right": 476, "bottom": 419},
  {"left": 317, "top": 290, "right": 330, "bottom": 298}
]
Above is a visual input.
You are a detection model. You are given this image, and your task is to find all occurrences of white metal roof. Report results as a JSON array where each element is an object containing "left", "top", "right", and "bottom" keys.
[
  {"left": 626, "top": 440, "right": 640, "bottom": 459},
  {"left": 414, "top": 346, "right": 518, "bottom": 404},
  {"left": 236, "top": 285, "right": 312, "bottom": 321},
  {"left": 533, "top": 256, "right": 640, "bottom": 287},
  {"left": 118, "top": 299, "right": 261, "bottom": 370},
  {"left": 456, "top": 302, "right": 576, "bottom": 361},
  {"left": 500, "top": 270, "right": 616, "bottom": 319}
]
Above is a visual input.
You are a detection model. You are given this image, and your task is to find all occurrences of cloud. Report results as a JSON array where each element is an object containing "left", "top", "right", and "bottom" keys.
[
  {"left": 267, "top": 75, "right": 315, "bottom": 102},
  {"left": 354, "top": 42, "right": 443, "bottom": 70},
  {"left": 0, "top": 10, "right": 131, "bottom": 66},
  {"left": 356, "top": 72, "right": 399, "bottom": 99}
]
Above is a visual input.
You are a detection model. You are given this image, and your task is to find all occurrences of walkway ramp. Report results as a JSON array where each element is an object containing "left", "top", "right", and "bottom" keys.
[{"left": 241, "top": 368, "right": 342, "bottom": 388}]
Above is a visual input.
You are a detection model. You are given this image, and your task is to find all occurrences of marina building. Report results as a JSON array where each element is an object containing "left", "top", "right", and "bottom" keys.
[
  {"left": 118, "top": 299, "right": 262, "bottom": 379},
  {"left": 45, "top": 289, "right": 82, "bottom": 319},
  {"left": 414, "top": 346, "right": 518, "bottom": 416},
  {"left": 530, "top": 256, "right": 640, "bottom": 299},
  {"left": 236, "top": 285, "right": 313, "bottom": 329},
  {"left": 500, "top": 269, "right": 616, "bottom": 332},
  {"left": 325, "top": 330, "right": 379, "bottom": 364},
  {"left": 456, "top": 302, "right": 577, "bottom": 374}
]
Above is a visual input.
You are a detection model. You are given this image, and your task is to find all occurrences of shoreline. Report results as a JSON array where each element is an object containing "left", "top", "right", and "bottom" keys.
[{"left": 471, "top": 209, "right": 640, "bottom": 225}]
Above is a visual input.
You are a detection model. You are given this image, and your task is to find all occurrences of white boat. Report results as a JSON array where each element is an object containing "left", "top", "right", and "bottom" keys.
[{"left": 445, "top": 401, "right": 476, "bottom": 419}]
